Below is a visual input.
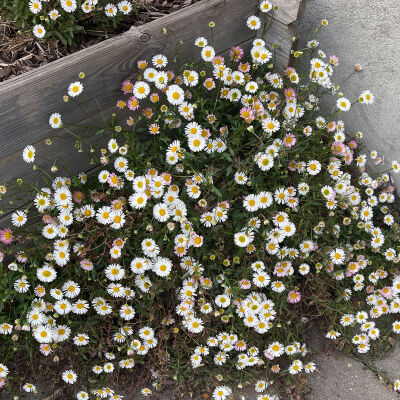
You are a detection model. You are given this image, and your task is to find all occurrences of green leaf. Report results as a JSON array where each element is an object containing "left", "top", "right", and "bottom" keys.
[
  {"left": 55, "top": 31, "right": 67, "bottom": 45},
  {"left": 212, "top": 186, "right": 223, "bottom": 198},
  {"left": 95, "top": 128, "right": 105, "bottom": 136}
]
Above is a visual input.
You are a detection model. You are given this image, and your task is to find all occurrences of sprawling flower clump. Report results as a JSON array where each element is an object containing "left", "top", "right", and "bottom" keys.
[{"left": 1, "top": 2, "right": 400, "bottom": 399}]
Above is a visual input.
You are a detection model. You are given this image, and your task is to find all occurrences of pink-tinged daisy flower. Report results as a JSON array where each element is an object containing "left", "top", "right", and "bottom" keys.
[
  {"left": 327, "top": 120, "right": 337, "bottom": 132},
  {"left": 271, "top": 364, "right": 280, "bottom": 373},
  {"left": 264, "top": 350, "right": 275, "bottom": 360},
  {"left": 121, "top": 80, "right": 133, "bottom": 94},
  {"left": 166, "top": 70, "right": 175, "bottom": 81},
  {"left": 211, "top": 56, "right": 225, "bottom": 66},
  {"left": 16, "top": 252, "right": 27, "bottom": 263},
  {"left": 329, "top": 55, "right": 339, "bottom": 66},
  {"left": 116, "top": 100, "right": 126, "bottom": 109},
  {"left": 344, "top": 152, "right": 353, "bottom": 165},
  {"left": 34, "top": 285, "right": 46, "bottom": 297},
  {"left": 238, "top": 279, "right": 251, "bottom": 289},
  {"left": 149, "top": 123, "right": 160, "bottom": 135},
  {"left": 112, "top": 238, "right": 125, "bottom": 249},
  {"left": 235, "top": 340, "right": 247, "bottom": 351},
  {"left": 72, "top": 191, "right": 84, "bottom": 204},
  {"left": 127, "top": 117, "right": 134, "bottom": 126},
  {"left": 127, "top": 96, "right": 140, "bottom": 111},
  {"left": 348, "top": 139, "right": 358, "bottom": 149},
  {"left": 283, "top": 133, "right": 296, "bottom": 148},
  {"left": 303, "top": 125, "right": 312, "bottom": 136},
  {"left": 137, "top": 60, "right": 148, "bottom": 70},
  {"left": 380, "top": 286, "right": 393, "bottom": 299},
  {"left": 287, "top": 197, "right": 299, "bottom": 208},
  {"left": 355, "top": 63, "right": 363, "bottom": 71},
  {"left": 218, "top": 201, "right": 230, "bottom": 210},
  {"left": 143, "top": 107, "right": 153, "bottom": 119},
  {"left": 219, "top": 126, "right": 229, "bottom": 136},
  {"left": 288, "top": 160, "right": 297, "bottom": 172},
  {"left": 203, "top": 78, "right": 215, "bottom": 91},
  {"left": 80, "top": 259, "right": 93, "bottom": 271},
  {"left": 0, "top": 228, "right": 14, "bottom": 245},
  {"left": 107, "top": 173, "right": 120, "bottom": 187},
  {"left": 284, "top": 88, "right": 296, "bottom": 99},
  {"left": 287, "top": 290, "right": 301, "bottom": 304},
  {"left": 240, "top": 107, "right": 255, "bottom": 123},
  {"left": 42, "top": 214, "right": 54, "bottom": 224},
  {"left": 365, "top": 285, "right": 375, "bottom": 294},
  {"left": 230, "top": 46, "right": 244, "bottom": 61},
  {"left": 285, "top": 66, "right": 296, "bottom": 76},
  {"left": 331, "top": 141, "right": 347, "bottom": 156},
  {"left": 238, "top": 62, "right": 250, "bottom": 73},
  {"left": 174, "top": 245, "right": 187, "bottom": 258},
  {"left": 200, "top": 276, "right": 213, "bottom": 288},
  {"left": 345, "top": 262, "right": 360, "bottom": 277},
  {"left": 40, "top": 343, "right": 52, "bottom": 356}
]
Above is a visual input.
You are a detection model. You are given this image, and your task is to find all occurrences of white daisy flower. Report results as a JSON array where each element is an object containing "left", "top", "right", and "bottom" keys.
[
  {"left": 152, "top": 54, "right": 168, "bottom": 68},
  {"left": 166, "top": 84, "right": 185, "bottom": 105},
  {"left": 62, "top": 369, "right": 77, "bottom": 384},
  {"left": 307, "top": 160, "right": 321, "bottom": 175},
  {"left": 213, "top": 385, "right": 232, "bottom": 400},
  {"left": 260, "top": 0, "right": 272, "bottom": 12},
  {"left": 104, "top": 3, "right": 118, "bottom": 16},
  {"left": 73, "top": 333, "right": 89, "bottom": 346},
  {"left": 262, "top": 117, "right": 280, "bottom": 134},
  {"left": 133, "top": 81, "right": 150, "bottom": 99},
  {"left": 247, "top": 15, "right": 261, "bottom": 30},
  {"left": 188, "top": 135, "right": 206, "bottom": 152},
  {"left": 118, "top": 0, "right": 132, "bottom": 14},
  {"left": 153, "top": 203, "right": 170, "bottom": 222},
  {"left": 29, "top": 0, "right": 42, "bottom": 13},
  {"left": 33, "top": 325, "right": 53, "bottom": 343},
  {"left": 336, "top": 97, "right": 351, "bottom": 111},
  {"left": 22, "top": 145, "right": 36, "bottom": 163},
  {"left": 234, "top": 231, "right": 253, "bottom": 247},
  {"left": 68, "top": 81, "right": 83, "bottom": 97},
  {"left": 153, "top": 257, "right": 173, "bottom": 277},
  {"left": 33, "top": 24, "right": 46, "bottom": 38},
  {"left": 105, "top": 264, "right": 125, "bottom": 281},
  {"left": 201, "top": 46, "right": 216, "bottom": 62},
  {"left": 195, "top": 37, "right": 208, "bottom": 47},
  {"left": 120, "top": 305, "right": 135, "bottom": 320},
  {"left": 49, "top": 113, "right": 62, "bottom": 128},
  {"left": 11, "top": 210, "right": 27, "bottom": 227},
  {"left": 37, "top": 265, "right": 57, "bottom": 282}
]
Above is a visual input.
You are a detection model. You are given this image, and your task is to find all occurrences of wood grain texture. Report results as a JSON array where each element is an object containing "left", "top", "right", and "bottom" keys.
[
  {"left": 272, "top": 0, "right": 305, "bottom": 24},
  {"left": 0, "top": 0, "right": 300, "bottom": 159},
  {"left": 0, "top": 0, "right": 303, "bottom": 225}
]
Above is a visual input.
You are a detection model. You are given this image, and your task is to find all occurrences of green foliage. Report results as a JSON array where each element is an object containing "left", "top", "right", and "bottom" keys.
[{"left": 0, "top": 3, "right": 400, "bottom": 399}]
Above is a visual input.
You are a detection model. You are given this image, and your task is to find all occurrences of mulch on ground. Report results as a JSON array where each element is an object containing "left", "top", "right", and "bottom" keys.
[{"left": 0, "top": 0, "right": 198, "bottom": 82}]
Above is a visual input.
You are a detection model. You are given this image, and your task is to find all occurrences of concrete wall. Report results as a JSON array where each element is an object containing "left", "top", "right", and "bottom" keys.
[{"left": 296, "top": 0, "right": 400, "bottom": 188}]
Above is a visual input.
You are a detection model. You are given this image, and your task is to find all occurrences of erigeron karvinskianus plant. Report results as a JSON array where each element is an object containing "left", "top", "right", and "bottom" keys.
[{"left": 2, "top": 1, "right": 400, "bottom": 399}]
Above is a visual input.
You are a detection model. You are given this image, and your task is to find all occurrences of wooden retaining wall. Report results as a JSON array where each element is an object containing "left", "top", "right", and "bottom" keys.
[{"left": 0, "top": 0, "right": 304, "bottom": 224}]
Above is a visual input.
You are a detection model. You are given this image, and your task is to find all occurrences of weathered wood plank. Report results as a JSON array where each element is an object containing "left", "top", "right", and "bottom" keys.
[
  {"left": 0, "top": 0, "right": 299, "bottom": 161},
  {"left": 0, "top": 0, "right": 303, "bottom": 226},
  {"left": 0, "top": 17, "right": 295, "bottom": 185},
  {"left": 273, "top": 0, "right": 305, "bottom": 25}
]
